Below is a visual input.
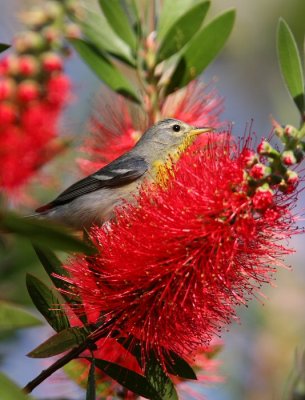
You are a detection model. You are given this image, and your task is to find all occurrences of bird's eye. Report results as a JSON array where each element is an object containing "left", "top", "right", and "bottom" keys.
[{"left": 172, "top": 124, "right": 181, "bottom": 132}]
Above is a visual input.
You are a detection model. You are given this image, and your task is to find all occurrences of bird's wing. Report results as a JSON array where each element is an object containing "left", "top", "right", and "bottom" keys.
[{"left": 36, "top": 155, "right": 148, "bottom": 212}]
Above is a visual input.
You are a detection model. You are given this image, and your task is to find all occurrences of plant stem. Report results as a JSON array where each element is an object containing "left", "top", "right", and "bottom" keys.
[{"left": 23, "top": 326, "right": 109, "bottom": 394}]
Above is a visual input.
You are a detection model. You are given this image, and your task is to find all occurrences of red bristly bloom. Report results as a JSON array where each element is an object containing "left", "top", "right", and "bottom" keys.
[
  {"left": 78, "top": 81, "right": 223, "bottom": 175},
  {"left": 64, "top": 132, "right": 299, "bottom": 365}
]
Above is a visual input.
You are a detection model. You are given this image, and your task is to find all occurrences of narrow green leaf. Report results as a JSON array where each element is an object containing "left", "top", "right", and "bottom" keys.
[
  {"left": 0, "top": 43, "right": 10, "bottom": 53},
  {"left": 71, "top": 38, "right": 140, "bottom": 103},
  {"left": 0, "top": 301, "right": 42, "bottom": 331},
  {"left": 26, "top": 274, "right": 70, "bottom": 332},
  {"left": 0, "top": 373, "right": 33, "bottom": 400},
  {"left": 0, "top": 212, "right": 95, "bottom": 254},
  {"left": 80, "top": 8, "right": 135, "bottom": 66},
  {"left": 157, "top": 0, "right": 203, "bottom": 40},
  {"left": 99, "top": 0, "right": 136, "bottom": 50},
  {"left": 157, "top": 1, "right": 210, "bottom": 62},
  {"left": 166, "top": 351, "right": 197, "bottom": 380},
  {"left": 33, "top": 245, "right": 69, "bottom": 289},
  {"left": 145, "top": 355, "right": 178, "bottom": 400},
  {"left": 28, "top": 327, "right": 87, "bottom": 358},
  {"left": 86, "top": 359, "right": 96, "bottom": 400},
  {"left": 277, "top": 18, "right": 305, "bottom": 114},
  {"left": 94, "top": 358, "right": 161, "bottom": 399},
  {"left": 166, "top": 9, "right": 236, "bottom": 94}
]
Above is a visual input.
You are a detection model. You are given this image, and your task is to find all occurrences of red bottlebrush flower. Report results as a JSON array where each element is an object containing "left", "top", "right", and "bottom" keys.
[
  {"left": 161, "top": 80, "right": 223, "bottom": 129},
  {"left": 65, "top": 132, "right": 298, "bottom": 365},
  {"left": 78, "top": 81, "right": 223, "bottom": 175}
]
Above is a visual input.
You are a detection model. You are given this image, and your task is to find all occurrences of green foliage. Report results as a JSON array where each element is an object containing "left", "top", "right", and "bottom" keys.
[
  {"left": 0, "top": 212, "right": 95, "bottom": 254},
  {"left": 144, "top": 355, "right": 178, "bottom": 400},
  {"left": 71, "top": 38, "right": 140, "bottom": 103},
  {"left": 0, "top": 373, "right": 33, "bottom": 400},
  {"left": 0, "top": 43, "right": 9, "bottom": 53},
  {"left": 157, "top": 1, "right": 210, "bottom": 63},
  {"left": 26, "top": 274, "right": 70, "bottom": 332},
  {"left": 27, "top": 327, "right": 87, "bottom": 358},
  {"left": 86, "top": 358, "right": 96, "bottom": 400},
  {"left": 79, "top": 7, "right": 135, "bottom": 65},
  {"left": 277, "top": 18, "right": 305, "bottom": 115},
  {"left": 98, "top": 0, "right": 137, "bottom": 50},
  {"left": 165, "top": 351, "right": 197, "bottom": 380},
  {"left": 166, "top": 9, "right": 236, "bottom": 94},
  {"left": 0, "top": 301, "right": 42, "bottom": 330},
  {"left": 93, "top": 358, "right": 161, "bottom": 399},
  {"left": 157, "top": 0, "right": 204, "bottom": 40}
]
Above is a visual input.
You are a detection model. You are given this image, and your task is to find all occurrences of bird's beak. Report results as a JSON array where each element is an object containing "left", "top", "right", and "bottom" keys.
[{"left": 189, "top": 127, "right": 214, "bottom": 137}]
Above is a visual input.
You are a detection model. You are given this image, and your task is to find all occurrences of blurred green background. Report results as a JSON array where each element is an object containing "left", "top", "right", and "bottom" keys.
[{"left": 1, "top": 1, "right": 305, "bottom": 399}]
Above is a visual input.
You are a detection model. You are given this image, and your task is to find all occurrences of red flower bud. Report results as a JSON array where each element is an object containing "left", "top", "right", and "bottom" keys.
[
  {"left": 252, "top": 187, "right": 274, "bottom": 210},
  {"left": 249, "top": 163, "right": 269, "bottom": 179},
  {"left": 46, "top": 74, "right": 70, "bottom": 105},
  {"left": 257, "top": 139, "right": 271, "bottom": 155},
  {"left": 17, "top": 80, "right": 40, "bottom": 102},
  {"left": 282, "top": 150, "right": 297, "bottom": 166},
  {"left": 0, "top": 79, "right": 15, "bottom": 100},
  {"left": 0, "top": 103, "right": 16, "bottom": 124},
  {"left": 241, "top": 149, "right": 257, "bottom": 168},
  {"left": 18, "top": 55, "right": 38, "bottom": 77},
  {"left": 41, "top": 52, "right": 63, "bottom": 72},
  {"left": 286, "top": 170, "right": 298, "bottom": 185}
]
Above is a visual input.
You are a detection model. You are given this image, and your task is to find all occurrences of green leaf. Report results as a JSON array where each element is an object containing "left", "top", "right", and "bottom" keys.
[
  {"left": 166, "top": 9, "right": 236, "bottom": 94},
  {"left": 157, "top": 0, "right": 203, "bottom": 40},
  {"left": 145, "top": 355, "right": 178, "bottom": 400},
  {"left": 33, "top": 246, "right": 69, "bottom": 290},
  {"left": 86, "top": 359, "right": 96, "bottom": 400},
  {"left": 0, "top": 212, "right": 95, "bottom": 254},
  {"left": 26, "top": 274, "right": 70, "bottom": 332},
  {"left": 157, "top": 1, "right": 210, "bottom": 62},
  {"left": 277, "top": 18, "right": 305, "bottom": 114},
  {"left": 71, "top": 38, "right": 140, "bottom": 103},
  {"left": 99, "top": 0, "right": 136, "bottom": 50},
  {"left": 0, "top": 301, "right": 42, "bottom": 330},
  {"left": 165, "top": 351, "right": 197, "bottom": 380},
  {"left": 80, "top": 8, "right": 135, "bottom": 66},
  {"left": 28, "top": 327, "right": 87, "bottom": 358},
  {"left": 94, "top": 358, "right": 161, "bottom": 399},
  {"left": 0, "top": 373, "right": 33, "bottom": 400},
  {"left": 0, "top": 43, "right": 10, "bottom": 53}
]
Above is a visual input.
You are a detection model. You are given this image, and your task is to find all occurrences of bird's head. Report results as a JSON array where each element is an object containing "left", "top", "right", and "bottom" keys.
[{"left": 136, "top": 118, "right": 213, "bottom": 163}]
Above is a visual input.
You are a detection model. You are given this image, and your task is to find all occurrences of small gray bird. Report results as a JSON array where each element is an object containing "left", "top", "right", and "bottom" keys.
[{"left": 36, "top": 118, "right": 211, "bottom": 229}]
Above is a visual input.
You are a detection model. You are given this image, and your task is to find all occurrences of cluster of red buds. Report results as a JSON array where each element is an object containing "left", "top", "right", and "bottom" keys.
[
  {"left": 240, "top": 122, "right": 304, "bottom": 212},
  {"left": 0, "top": 0, "right": 80, "bottom": 197}
]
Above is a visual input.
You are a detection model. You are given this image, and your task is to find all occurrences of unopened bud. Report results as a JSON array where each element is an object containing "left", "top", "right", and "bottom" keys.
[
  {"left": 286, "top": 170, "right": 299, "bottom": 185},
  {"left": 284, "top": 125, "right": 297, "bottom": 138},
  {"left": 282, "top": 150, "right": 297, "bottom": 166},
  {"left": 0, "top": 78, "right": 15, "bottom": 100},
  {"left": 41, "top": 52, "right": 63, "bottom": 72},
  {"left": 44, "top": 1, "right": 63, "bottom": 20},
  {"left": 14, "top": 31, "right": 45, "bottom": 53},
  {"left": 42, "top": 26, "right": 60, "bottom": 44},
  {"left": 20, "top": 9, "right": 48, "bottom": 27},
  {"left": 252, "top": 186, "right": 274, "bottom": 210},
  {"left": 65, "top": 23, "right": 81, "bottom": 39},
  {"left": 18, "top": 55, "right": 39, "bottom": 77},
  {"left": 242, "top": 149, "right": 258, "bottom": 168},
  {"left": 0, "top": 103, "right": 16, "bottom": 124},
  {"left": 257, "top": 139, "right": 272, "bottom": 155},
  {"left": 17, "top": 80, "right": 40, "bottom": 102},
  {"left": 250, "top": 163, "right": 270, "bottom": 180}
]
